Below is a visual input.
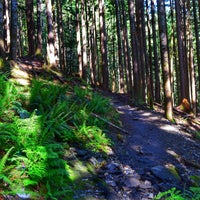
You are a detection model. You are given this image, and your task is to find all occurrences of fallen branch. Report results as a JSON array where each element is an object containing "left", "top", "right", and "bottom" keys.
[
  {"left": 173, "top": 107, "right": 200, "bottom": 127},
  {"left": 173, "top": 107, "right": 193, "bottom": 118},
  {"left": 91, "top": 112, "right": 129, "bottom": 134}
]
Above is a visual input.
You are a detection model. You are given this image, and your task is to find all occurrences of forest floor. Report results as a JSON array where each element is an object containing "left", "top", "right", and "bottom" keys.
[
  {"left": 72, "top": 92, "right": 200, "bottom": 200},
  {"left": 4, "top": 58, "right": 200, "bottom": 199}
]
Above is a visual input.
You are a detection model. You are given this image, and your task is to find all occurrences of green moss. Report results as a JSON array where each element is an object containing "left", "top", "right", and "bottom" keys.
[{"left": 166, "top": 164, "right": 181, "bottom": 181}]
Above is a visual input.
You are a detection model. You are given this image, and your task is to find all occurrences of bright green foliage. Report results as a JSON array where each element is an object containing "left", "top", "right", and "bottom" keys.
[
  {"left": 188, "top": 176, "right": 200, "bottom": 200},
  {"left": 87, "top": 93, "right": 112, "bottom": 114},
  {"left": 29, "top": 80, "right": 68, "bottom": 113},
  {"left": 10, "top": 143, "right": 71, "bottom": 199},
  {"left": 0, "top": 147, "right": 14, "bottom": 185},
  {"left": 75, "top": 123, "right": 111, "bottom": 152},
  {"left": 0, "top": 73, "right": 116, "bottom": 198},
  {"left": 188, "top": 187, "right": 200, "bottom": 200},
  {"left": 0, "top": 74, "right": 18, "bottom": 121},
  {"left": 74, "top": 85, "right": 91, "bottom": 101},
  {"left": 190, "top": 175, "right": 200, "bottom": 187},
  {"left": 154, "top": 186, "right": 200, "bottom": 200},
  {"left": 71, "top": 85, "right": 119, "bottom": 126},
  {"left": 154, "top": 188, "right": 185, "bottom": 200},
  {"left": 73, "top": 85, "right": 113, "bottom": 115}
]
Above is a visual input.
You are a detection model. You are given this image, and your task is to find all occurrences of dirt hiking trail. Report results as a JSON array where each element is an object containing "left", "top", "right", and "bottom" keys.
[{"left": 96, "top": 92, "right": 200, "bottom": 200}]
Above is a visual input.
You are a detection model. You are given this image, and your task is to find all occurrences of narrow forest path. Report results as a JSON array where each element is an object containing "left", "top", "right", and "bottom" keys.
[
  {"left": 93, "top": 92, "right": 200, "bottom": 200},
  {"left": 5, "top": 57, "right": 200, "bottom": 199}
]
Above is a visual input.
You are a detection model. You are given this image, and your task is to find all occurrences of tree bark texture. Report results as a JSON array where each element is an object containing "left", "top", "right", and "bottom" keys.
[
  {"left": 46, "top": 0, "right": 56, "bottom": 68},
  {"left": 157, "top": 0, "right": 173, "bottom": 120},
  {"left": 99, "top": 0, "right": 109, "bottom": 90},
  {"left": 26, "top": 0, "right": 35, "bottom": 55},
  {"left": 10, "top": 0, "right": 18, "bottom": 59}
]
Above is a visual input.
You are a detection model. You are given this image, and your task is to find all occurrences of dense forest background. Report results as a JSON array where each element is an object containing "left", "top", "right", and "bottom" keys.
[
  {"left": 0, "top": 0, "right": 200, "bottom": 120},
  {"left": 1, "top": 0, "right": 200, "bottom": 199}
]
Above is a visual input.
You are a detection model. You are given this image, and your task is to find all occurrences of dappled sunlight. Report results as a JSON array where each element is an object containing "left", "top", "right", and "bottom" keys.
[
  {"left": 68, "top": 160, "right": 96, "bottom": 182},
  {"left": 10, "top": 78, "right": 30, "bottom": 86},
  {"left": 9, "top": 61, "right": 32, "bottom": 86},
  {"left": 166, "top": 149, "right": 180, "bottom": 161},
  {"left": 11, "top": 66, "right": 30, "bottom": 78},
  {"left": 159, "top": 124, "right": 178, "bottom": 133},
  {"left": 0, "top": 73, "right": 118, "bottom": 198},
  {"left": 0, "top": 0, "right": 199, "bottom": 198},
  {"left": 140, "top": 112, "right": 153, "bottom": 117}
]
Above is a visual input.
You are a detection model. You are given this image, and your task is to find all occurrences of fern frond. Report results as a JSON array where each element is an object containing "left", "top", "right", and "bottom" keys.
[
  {"left": 189, "top": 187, "right": 200, "bottom": 200},
  {"left": 0, "top": 147, "right": 14, "bottom": 174},
  {"left": 154, "top": 187, "right": 185, "bottom": 200}
]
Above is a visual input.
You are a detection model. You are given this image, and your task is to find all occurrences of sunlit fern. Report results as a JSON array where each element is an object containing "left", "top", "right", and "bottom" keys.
[{"left": 0, "top": 147, "right": 14, "bottom": 185}]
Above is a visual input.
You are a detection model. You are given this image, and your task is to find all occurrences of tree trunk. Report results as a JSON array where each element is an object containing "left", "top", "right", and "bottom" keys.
[
  {"left": 0, "top": 0, "right": 5, "bottom": 58},
  {"left": 90, "top": 0, "right": 97, "bottom": 85},
  {"left": 151, "top": 0, "right": 161, "bottom": 103},
  {"left": 146, "top": 0, "right": 154, "bottom": 108},
  {"left": 157, "top": 0, "right": 173, "bottom": 121},
  {"left": 192, "top": 0, "right": 200, "bottom": 99},
  {"left": 18, "top": 12, "right": 23, "bottom": 57},
  {"left": 121, "top": 0, "right": 132, "bottom": 95},
  {"left": 52, "top": 0, "right": 59, "bottom": 67},
  {"left": 3, "top": 0, "right": 10, "bottom": 54},
  {"left": 76, "top": 0, "right": 83, "bottom": 78},
  {"left": 115, "top": 0, "right": 124, "bottom": 93},
  {"left": 128, "top": 0, "right": 140, "bottom": 102},
  {"left": 94, "top": 2, "right": 101, "bottom": 84},
  {"left": 36, "top": 0, "right": 43, "bottom": 55},
  {"left": 135, "top": 0, "right": 146, "bottom": 102},
  {"left": 188, "top": 34, "right": 196, "bottom": 115},
  {"left": 187, "top": 0, "right": 197, "bottom": 115},
  {"left": 89, "top": 28, "right": 95, "bottom": 85},
  {"left": 26, "top": 0, "right": 35, "bottom": 55},
  {"left": 81, "top": 0, "right": 88, "bottom": 80},
  {"left": 169, "top": 0, "right": 179, "bottom": 106},
  {"left": 175, "top": 0, "right": 189, "bottom": 102},
  {"left": 10, "top": 0, "right": 18, "bottom": 59},
  {"left": 99, "top": 0, "right": 109, "bottom": 90},
  {"left": 45, "top": 0, "right": 56, "bottom": 68},
  {"left": 56, "top": 0, "right": 66, "bottom": 71}
]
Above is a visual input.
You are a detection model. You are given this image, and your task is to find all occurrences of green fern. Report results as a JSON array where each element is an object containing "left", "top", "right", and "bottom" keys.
[
  {"left": 154, "top": 186, "right": 200, "bottom": 200},
  {"left": 154, "top": 187, "right": 185, "bottom": 200},
  {"left": 10, "top": 142, "right": 72, "bottom": 198},
  {"left": 88, "top": 92, "right": 111, "bottom": 114},
  {"left": 0, "top": 74, "right": 18, "bottom": 120},
  {"left": 41, "top": 143, "right": 72, "bottom": 198},
  {"left": 0, "top": 122, "right": 17, "bottom": 146},
  {"left": 75, "top": 123, "right": 111, "bottom": 152},
  {"left": 0, "top": 147, "right": 14, "bottom": 184},
  {"left": 38, "top": 102, "right": 73, "bottom": 143},
  {"left": 29, "top": 80, "right": 67, "bottom": 113},
  {"left": 186, "top": 176, "right": 200, "bottom": 199},
  {"left": 188, "top": 187, "right": 200, "bottom": 200},
  {"left": 24, "top": 146, "right": 48, "bottom": 180},
  {"left": 74, "top": 85, "right": 91, "bottom": 101},
  {"left": 0, "top": 76, "right": 119, "bottom": 198},
  {"left": 13, "top": 114, "right": 41, "bottom": 147}
]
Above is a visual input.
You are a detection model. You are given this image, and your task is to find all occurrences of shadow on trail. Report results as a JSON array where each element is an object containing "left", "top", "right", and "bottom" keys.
[{"left": 103, "top": 96, "right": 200, "bottom": 199}]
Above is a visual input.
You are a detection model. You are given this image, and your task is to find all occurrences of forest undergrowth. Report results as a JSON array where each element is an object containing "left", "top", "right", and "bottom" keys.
[
  {"left": 1, "top": 65, "right": 200, "bottom": 199},
  {"left": 0, "top": 70, "right": 120, "bottom": 199}
]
